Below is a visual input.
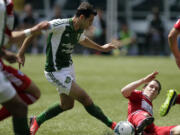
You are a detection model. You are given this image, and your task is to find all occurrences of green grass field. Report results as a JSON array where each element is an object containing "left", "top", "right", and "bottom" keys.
[{"left": 0, "top": 55, "right": 180, "bottom": 135}]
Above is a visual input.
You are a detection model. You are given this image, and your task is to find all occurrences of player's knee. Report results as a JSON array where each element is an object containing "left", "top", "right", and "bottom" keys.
[
  {"left": 78, "top": 95, "right": 92, "bottom": 106},
  {"left": 61, "top": 103, "right": 74, "bottom": 111}
]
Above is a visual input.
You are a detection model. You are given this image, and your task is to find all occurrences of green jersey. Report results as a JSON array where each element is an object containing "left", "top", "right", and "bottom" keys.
[{"left": 44, "top": 18, "right": 85, "bottom": 72}]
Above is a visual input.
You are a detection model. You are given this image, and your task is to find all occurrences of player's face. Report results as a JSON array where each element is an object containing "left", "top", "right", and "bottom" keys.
[
  {"left": 81, "top": 14, "right": 94, "bottom": 29},
  {"left": 143, "top": 80, "right": 159, "bottom": 100}
]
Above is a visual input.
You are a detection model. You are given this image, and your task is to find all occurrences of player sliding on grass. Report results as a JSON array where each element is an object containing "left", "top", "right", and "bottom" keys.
[
  {"left": 119, "top": 71, "right": 180, "bottom": 135},
  {"left": 17, "top": 2, "right": 117, "bottom": 135}
]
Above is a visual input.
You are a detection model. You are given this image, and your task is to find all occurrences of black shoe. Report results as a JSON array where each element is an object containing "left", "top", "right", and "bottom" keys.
[{"left": 136, "top": 117, "right": 154, "bottom": 133}]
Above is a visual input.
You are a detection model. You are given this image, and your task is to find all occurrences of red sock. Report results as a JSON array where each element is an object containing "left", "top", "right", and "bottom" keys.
[
  {"left": 175, "top": 94, "right": 180, "bottom": 104},
  {"left": 0, "top": 93, "right": 38, "bottom": 121}
]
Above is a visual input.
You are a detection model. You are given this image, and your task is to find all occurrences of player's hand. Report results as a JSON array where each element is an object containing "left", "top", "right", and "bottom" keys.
[
  {"left": 16, "top": 53, "right": 25, "bottom": 69},
  {"left": 143, "top": 71, "right": 159, "bottom": 83},
  {"left": 38, "top": 21, "right": 50, "bottom": 30},
  {"left": 111, "top": 39, "right": 123, "bottom": 48},
  {"left": 101, "top": 43, "right": 117, "bottom": 52}
]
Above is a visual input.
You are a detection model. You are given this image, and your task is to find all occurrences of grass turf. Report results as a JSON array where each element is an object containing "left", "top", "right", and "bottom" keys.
[{"left": 0, "top": 55, "right": 180, "bottom": 135}]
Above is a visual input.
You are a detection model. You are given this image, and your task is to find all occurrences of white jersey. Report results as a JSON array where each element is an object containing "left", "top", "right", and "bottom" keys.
[{"left": 44, "top": 18, "right": 85, "bottom": 72}]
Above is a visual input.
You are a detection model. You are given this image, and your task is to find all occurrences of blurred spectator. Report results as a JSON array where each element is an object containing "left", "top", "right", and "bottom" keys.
[
  {"left": 22, "top": 3, "right": 36, "bottom": 28},
  {"left": 51, "top": 4, "right": 63, "bottom": 19},
  {"left": 21, "top": 3, "right": 39, "bottom": 54},
  {"left": 92, "top": 9, "right": 109, "bottom": 55},
  {"left": 145, "top": 7, "right": 165, "bottom": 55},
  {"left": 113, "top": 22, "right": 137, "bottom": 56}
]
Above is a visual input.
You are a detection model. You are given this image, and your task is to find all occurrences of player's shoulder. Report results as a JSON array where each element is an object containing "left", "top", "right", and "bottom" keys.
[
  {"left": 134, "top": 89, "right": 142, "bottom": 93},
  {"left": 49, "top": 18, "right": 71, "bottom": 30},
  {"left": 50, "top": 18, "right": 70, "bottom": 25}
]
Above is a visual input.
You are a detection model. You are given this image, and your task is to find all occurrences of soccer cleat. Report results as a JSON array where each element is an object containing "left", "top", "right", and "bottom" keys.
[
  {"left": 30, "top": 116, "right": 39, "bottom": 135},
  {"left": 136, "top": 117, "right": 154, "bottom": 133},
  {"left": 111, "top": 121, "right": 117, "bottom": 130},
  {"left": 159, "top": 89, "right": 177, "bottom": 117}
]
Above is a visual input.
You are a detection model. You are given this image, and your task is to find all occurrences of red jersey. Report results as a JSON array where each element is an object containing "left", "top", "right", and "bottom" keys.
[
  {"left": 127, "top": 90, "right": 153, "bottom": 116},
  {"left": 174, "top": 19, "right": 180, "bottom": 31}
]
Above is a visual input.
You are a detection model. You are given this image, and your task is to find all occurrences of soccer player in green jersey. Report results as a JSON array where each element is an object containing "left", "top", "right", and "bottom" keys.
[{"left": 17, "top": 2, "right": 117, "bottom": 135}]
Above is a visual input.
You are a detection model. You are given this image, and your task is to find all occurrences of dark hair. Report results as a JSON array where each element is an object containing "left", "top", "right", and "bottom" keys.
[
  {"left": 143, "top": 79, "right": 161, "bottom": 94},
  {"left": 76, "top": 2, "right": 97, "bottom": 18}
]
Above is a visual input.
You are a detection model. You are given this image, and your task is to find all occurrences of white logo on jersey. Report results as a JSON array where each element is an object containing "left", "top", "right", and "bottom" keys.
[
  {"left": 65, "top": 33, "right": 69, "bottom": 37},
  {"left": 141, "top": 99, "right": 153, "bottom": 116}
]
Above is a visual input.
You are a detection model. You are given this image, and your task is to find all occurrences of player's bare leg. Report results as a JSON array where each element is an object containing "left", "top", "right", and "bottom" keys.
[
  {"left": 0, "top": 81, "right": 41, "bottom": 121},
  {"left": 24, "top": 81, "right": 41, "bottom": 99},
  {"left": 2, "top": 94, "right": 29, "bottom": 135},
  {"left": 69, "top": 81, "right": 116, "bottom": 129}
]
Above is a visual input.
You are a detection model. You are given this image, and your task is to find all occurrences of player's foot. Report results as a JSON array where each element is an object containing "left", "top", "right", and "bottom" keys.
[
  {"left": 136, "top": 117, "right": 154, "bottom": 133},
  {"left": 159, "top": 89, "right": 177, "bottom": 117},
  {"left": 111, "top": 121, "right": 117, "bottom": 130},
  {"left": 30, "top": 116, "right": 39, "bottom": 135}
]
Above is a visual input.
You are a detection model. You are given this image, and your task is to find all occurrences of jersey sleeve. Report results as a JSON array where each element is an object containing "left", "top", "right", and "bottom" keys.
[
  {"left": 127, "top": 90, "right": 141, "bottom": 101},
  {"left": 42, "top": 19, "right": 66, "bottom": 34},
  {"left": 174, "top": 19, "right": 180, "bottom": 31},
  {"left": 79, "top": 32, "right": 86, "bottom": 42}
]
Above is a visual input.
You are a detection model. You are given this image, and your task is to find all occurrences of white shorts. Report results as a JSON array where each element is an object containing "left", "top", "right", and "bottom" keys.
[
  {"left": 44, "top": 65, "right": 75, "bottom": 95},
  {"left": 0, "top": 71, "right": 16, "bottom": 103}
]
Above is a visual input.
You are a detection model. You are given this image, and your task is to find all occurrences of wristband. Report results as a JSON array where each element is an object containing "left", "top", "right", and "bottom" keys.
[{"left": 24, "top": 29, "right": 31, "bottom": 37}]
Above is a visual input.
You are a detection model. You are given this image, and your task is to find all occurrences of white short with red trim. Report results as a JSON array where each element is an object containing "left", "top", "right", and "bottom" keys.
[{"left": 0, "top": 71, "right": 16, "bottom": 103}]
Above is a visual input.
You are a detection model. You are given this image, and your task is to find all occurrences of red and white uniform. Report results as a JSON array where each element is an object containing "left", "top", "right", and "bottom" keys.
[
  {"left": 127, "top": 90, "right": 176, "bottom": 135},
  {"left": 174, "top": 19, "right": 180, "bottom": 31},
  {"left": 0, "top": 59, "right": 31, "bottom": 92},
  {"left": 0, "top": 0, "right": 16, "bottom": 103},
  {"left": 4, "top": 0, "right": 14, "bottom": 45}
]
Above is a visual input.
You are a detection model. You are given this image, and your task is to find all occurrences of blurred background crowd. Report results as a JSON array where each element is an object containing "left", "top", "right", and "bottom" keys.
[{"left": 11, "top": 0, "right": 180, "bottom": 56}]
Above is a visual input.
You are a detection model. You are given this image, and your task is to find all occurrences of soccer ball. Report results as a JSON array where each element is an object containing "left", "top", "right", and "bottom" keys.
[{"left": 114, "top": 121, "right": 135, "bottom": 135}]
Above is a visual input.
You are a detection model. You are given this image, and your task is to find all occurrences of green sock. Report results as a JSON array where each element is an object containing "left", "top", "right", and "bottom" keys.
[
  {"left": 12, "top": 117, "right": 29, "bottom": 135},
  {"left": 36, "top": 103, "right": 63, "bottom": 126},
  {"left": 84, "top": 103, "right": 113, "bottom": 127}
]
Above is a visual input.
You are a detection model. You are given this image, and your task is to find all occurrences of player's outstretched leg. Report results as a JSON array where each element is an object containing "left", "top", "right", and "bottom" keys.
[
  {"left": 136, "top": 116, "right": 154, "bottom": 133},
  {"left": 84, "top": 103, "right": 117, "bottom": 129},
  {"left": 30, "top": 103, "right": 64, "bottom": 135},
  {"left": 159, "top": 89, "right": 177, "bottom": 117},
  {"left": 70, "top": 81, "right": 116, "bottom": 130}
]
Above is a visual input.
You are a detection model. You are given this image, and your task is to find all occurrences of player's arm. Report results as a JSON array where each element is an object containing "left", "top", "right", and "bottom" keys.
[
  {"left": 121, "top": 72, "right": 158, "bottom": 98},
  {"left": 10, "top": 21, "right": 49, "bottom": 44},
  {"left": 16, "top": 35, "right": 34, "bottom": 68},
  {"left": 168, "top": 27, "right": 180, "bottom": 68},
  {"left": 79, "top": 37, "right": 116, "bottom": 52}
]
